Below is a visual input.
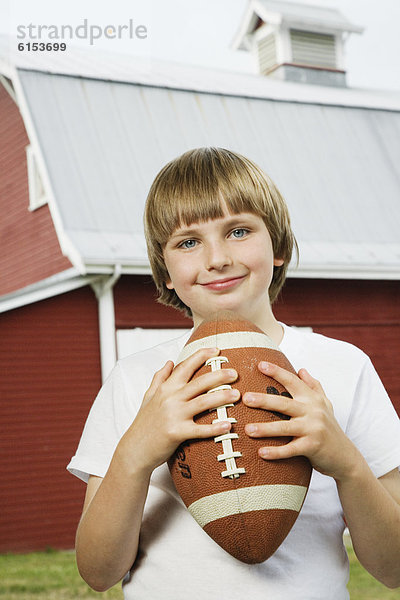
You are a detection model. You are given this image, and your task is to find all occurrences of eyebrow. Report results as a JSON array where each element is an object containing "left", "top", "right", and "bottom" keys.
[
  {"left": 169, "top": 227, "right": 199, "bottom": 240},
  {"left": 169, "top": 215, "right": 257, "bottom": 241}
]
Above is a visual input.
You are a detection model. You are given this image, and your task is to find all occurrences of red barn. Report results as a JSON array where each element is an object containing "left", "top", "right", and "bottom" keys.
[{"left": 0, "top": 24, "right": 399, "bottom": 552}]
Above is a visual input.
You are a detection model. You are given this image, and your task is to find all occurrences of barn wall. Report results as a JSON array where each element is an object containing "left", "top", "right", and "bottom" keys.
[
  {"left": 0, "top": 286, "right": 101, "bottom": 552},
  {"left": 274, "top": 279, "right": 400, "bottom": 416},
  {"left": 1, "top": 276, "right": 397, "bottom": 553},
  {"left": 114, "top": 275, "right": 192, "bottom": 328},
  {"left": 0, "top": 84, "right": 71, "bottom": 296}
]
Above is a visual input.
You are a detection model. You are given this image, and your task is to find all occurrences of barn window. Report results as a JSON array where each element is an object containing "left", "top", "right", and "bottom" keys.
[
  {"left": 116, "top": 328, "right": 190, "bottom": 360},
  {"left": 26, "top": 144, "right": 48, "bottom": 211}
]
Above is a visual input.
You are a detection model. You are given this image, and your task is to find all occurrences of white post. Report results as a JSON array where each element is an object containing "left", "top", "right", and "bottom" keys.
[{"left": 91, "top": 265, "right": 121, "bottom": 383}]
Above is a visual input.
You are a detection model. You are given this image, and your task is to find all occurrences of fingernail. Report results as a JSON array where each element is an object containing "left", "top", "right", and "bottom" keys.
[
  {"left": 246, "top": 424, "right": 257, "bottom": 434},
  {"left": 244, "top": 393, "right": 256, "bottom": 404},
  {"left": 260, "top": 361, "right": 270, "bottom": 372},
  {"left": 260, "top": 448, "right": 270, "bottom": 458},
  {"left": 220, "top": 421, "right": 230, "bottom": 431},
  {"left": 231, "top": 388, "right": 240, "bottom": 399},
  {"left": 227, "top": 369, "right": 237, "bottom": 378}
]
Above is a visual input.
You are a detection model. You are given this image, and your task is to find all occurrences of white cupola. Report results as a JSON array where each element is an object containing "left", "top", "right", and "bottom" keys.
[{"left": 232, "top": 0, "right": 364, "bottom": 87}]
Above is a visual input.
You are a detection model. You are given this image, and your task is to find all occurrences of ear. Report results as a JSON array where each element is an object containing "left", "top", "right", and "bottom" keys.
[
  {"left": 165, "top": 279, "right": 174, "bottom": 290},
  {"left": 273, "top": 257, "right": 284, "bottom": 267}
]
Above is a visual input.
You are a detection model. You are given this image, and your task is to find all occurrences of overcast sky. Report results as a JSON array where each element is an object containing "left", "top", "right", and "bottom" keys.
[{"left": 1, "top": 0, "right": 400, "bottom": 91}]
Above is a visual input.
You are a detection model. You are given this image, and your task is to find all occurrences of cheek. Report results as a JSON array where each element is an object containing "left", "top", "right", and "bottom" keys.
[
  {"left": 165, "top": 259, "right": 196, "bottom": 292},
  {"left": 240, "top": 246, "right": 274, "bottom": 272}
]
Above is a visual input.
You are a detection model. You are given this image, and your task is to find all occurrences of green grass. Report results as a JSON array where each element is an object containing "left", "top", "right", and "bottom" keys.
[
  {"left": 0, "top": 544, "right": 398, "bottom": 599},
  {"left": 0, "top": 550, "right": 123, "bottom": 599}
]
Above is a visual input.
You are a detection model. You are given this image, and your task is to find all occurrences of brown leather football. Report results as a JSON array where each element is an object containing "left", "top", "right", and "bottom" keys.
[{"left": 168, "top": 310, "right": 312, "bottom": 563}]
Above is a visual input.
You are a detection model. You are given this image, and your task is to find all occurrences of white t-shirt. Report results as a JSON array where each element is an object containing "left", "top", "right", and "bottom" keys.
[{"left": 68, "top": 324, "right": 400, "bottom": 600}]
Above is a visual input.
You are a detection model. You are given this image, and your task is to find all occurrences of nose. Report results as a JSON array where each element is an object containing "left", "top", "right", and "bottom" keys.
[{"left": 206, "top": 240, "right": 233, "bottom": 271}]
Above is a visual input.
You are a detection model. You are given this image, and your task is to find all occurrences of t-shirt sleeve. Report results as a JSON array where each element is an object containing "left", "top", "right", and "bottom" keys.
[
  {"left": 67, "top": 362, "right": 137, "bottom": 483},
  {"left": 66, "top": 333, "right": 189, "bottom": 485},
  {"left": 345, "top": 356, "right": 400, "bottom": 478}
]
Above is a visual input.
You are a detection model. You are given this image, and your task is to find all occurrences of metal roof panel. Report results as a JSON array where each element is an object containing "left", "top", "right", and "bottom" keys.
[{"left": 16, "top": 69, "right": 400, "bottom": 277}]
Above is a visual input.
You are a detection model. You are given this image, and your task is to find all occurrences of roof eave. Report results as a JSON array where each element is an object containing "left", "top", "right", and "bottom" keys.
[
  {"left": 231, "top": 2, "right": 281, "bottom": 50},
  {"left": 290, "top": 265, "right": 400, "bottom": 280},
  {"left": 0, "top": 268, "right": 99, "bottom": 313},
  {"left": 84, "top": 262, "right": 152, "bottom": 276}
]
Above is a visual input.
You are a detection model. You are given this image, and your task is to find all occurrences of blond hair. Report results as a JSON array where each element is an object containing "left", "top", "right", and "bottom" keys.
[{"left": 144, "top": 147, "right": 297, "bottom": 316}]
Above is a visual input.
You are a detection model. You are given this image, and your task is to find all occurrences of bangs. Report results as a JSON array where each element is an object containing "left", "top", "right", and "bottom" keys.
[{"left": 147, "top": 147, "right": 268, "bottom": 246}]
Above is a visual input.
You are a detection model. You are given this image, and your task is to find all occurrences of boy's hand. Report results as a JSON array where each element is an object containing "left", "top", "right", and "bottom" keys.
[
  {"left": 119, "top": 348, "right": 239, "bottom": 474},
  {"left": 243, "top": 362, "right": 361, "bottom": 481}
]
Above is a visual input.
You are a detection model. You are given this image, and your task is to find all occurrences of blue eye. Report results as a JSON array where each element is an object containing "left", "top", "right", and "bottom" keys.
[
  {"left": 180, "top": 239, "right": 197, "bottom": 249},
  {"left": 231, "top": 228, "right": 248, "bottom": 238}
]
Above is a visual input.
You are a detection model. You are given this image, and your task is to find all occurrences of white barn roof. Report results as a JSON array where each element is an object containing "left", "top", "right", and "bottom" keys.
[{"left": 2, "top": 37, "right": 400, "bottom": 280}]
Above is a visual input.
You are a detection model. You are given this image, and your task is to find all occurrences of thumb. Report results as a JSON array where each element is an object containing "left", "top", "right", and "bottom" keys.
[
  {"left": 143, "top": 360, "right": 174, "bottom": 403},
  {"left": 298, "top": 368, "right": 324, "bottom": 393}
]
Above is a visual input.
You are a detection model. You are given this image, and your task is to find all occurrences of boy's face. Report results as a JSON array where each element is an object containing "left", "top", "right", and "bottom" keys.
[{"left": 163, "top": 204, "right": 283, "bottom": 328}]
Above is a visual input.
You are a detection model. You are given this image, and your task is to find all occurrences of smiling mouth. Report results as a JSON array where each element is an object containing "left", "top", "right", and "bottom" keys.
[{"left": 200, "top": 276, "right": 246, "bottom": 291}]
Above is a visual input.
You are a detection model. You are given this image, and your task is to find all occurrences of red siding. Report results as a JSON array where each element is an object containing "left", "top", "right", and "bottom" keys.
[
  {"left": 114, "top": 275, "right": 192, "bottom": 328},
  {"left": 274, "top": 279, "right": 400, "bottom": 415},
  {"left": 0, "top": 286, "right": 101, "bottom": 552},
  {"left": 0, "top": 84, "right": 72, "bottom": 296}
]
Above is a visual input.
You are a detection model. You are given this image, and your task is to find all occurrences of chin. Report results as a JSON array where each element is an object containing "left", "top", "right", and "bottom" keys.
[{"left": 212, "top": 300, "right": 247, "bottom": 317}]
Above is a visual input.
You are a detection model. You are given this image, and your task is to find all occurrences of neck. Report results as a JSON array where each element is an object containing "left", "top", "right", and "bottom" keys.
[
  {"left": 260, "top": 316, "right": 284, "bottom": 346},
  {"left": 248, "top": 305, "right": 284, "bottom": 346}
]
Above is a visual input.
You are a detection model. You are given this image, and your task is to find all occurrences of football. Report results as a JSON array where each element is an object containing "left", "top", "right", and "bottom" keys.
[{"left": 168, "top": 310, "right": 312, "bottom": 564}]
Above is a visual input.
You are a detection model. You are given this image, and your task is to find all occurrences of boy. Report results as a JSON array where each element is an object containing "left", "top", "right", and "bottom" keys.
[{"left": 68, "top": 147, "right": 400, "bottom": 599}]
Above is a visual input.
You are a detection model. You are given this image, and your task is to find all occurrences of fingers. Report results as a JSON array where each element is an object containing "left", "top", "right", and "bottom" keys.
[
  {"left": 258, "top": 361, "right": 303, "bottom": 396},
  {"left": 259, "top": 362, "right": 326, "bottom": 399},
  {"left": 146, "top": 348, "right": 237, "bottom": 404},
  {"left": 184, "top": 366, "right": 238, "bottom": 400},
  {"left": 142, "top": 350, "right": 239, "bottom": 444},
  {"left": 244, "top": 414, "right": 306, "bottom": 461},
  {"left": 243, "top": 391, "right": 304, "bottom": 418},
  {"left": 189, "top": 387, "right": 240, "bottom": 416},
  {"left": 169, "top": 346, "right": 238, "bottom": 400},
  {"left": 171, "top": 347, "right": 221, "bottom": 383},
  {"left": 245, "top": 363, "right": 340, "bottom": 469},
  {"left": 258, "top": 439, "right": 305, "bottom": 460},
  {"left": 245, "top": 417, "right": 301, "bottom": 439},
  {"left": 191, "top": 419, "right": 232, "bottom": 440},
  {"left": 183, "top": 383, "right": 241, "bottom": 440},
  {"left": 245, "top": 362, "right": 331, "bottom": 464},
  {"left": 172, "top": 387, "right": 238, "bottom": 442}
]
